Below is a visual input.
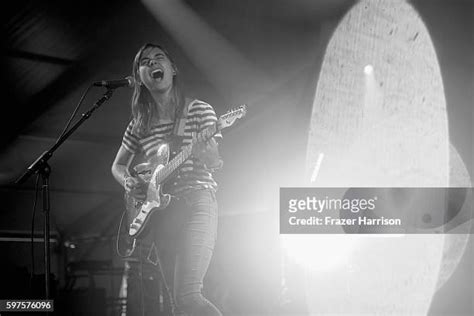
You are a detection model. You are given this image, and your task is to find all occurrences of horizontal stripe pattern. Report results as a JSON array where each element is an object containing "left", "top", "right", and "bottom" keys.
[{"left": 122, "top": 99, "right": 221, "bottom": 193}]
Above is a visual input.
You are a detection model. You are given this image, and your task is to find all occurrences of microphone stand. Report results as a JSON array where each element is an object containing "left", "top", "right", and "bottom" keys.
[{"left": 15, "top": 88, "right": 116, "bottom": 300}]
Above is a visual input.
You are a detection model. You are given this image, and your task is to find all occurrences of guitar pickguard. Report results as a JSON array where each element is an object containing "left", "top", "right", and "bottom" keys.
[{"left": 126, "top": 143, "right": 172, "bottom": 237}]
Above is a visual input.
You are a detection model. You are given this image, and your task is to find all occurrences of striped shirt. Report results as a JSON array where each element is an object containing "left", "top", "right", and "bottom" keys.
[{"left": 122, "top": 99, "right": 221, "bottom": 194}]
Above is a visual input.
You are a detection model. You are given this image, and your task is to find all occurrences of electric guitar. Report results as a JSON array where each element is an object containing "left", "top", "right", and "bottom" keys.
[{"left": 125, "top": 105, "right": 247, "bottom": 238}]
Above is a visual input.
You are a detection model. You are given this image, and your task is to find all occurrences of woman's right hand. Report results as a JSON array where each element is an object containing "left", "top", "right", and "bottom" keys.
[{"left": 124, "top": 176, "right": 148, "bottom": 200}]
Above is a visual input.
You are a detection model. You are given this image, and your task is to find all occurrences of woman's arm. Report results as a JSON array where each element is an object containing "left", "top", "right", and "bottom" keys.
[
  {"left": 112, "top": 145, "right": 147, "bottom": 198},
  {"left": 111, "top": 145, "right": 134, "bottom": 187}
]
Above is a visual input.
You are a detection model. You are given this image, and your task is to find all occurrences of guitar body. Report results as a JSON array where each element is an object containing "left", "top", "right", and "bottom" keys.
[{"left": 125, "top": 143, "right": 172, "bottom": 238}]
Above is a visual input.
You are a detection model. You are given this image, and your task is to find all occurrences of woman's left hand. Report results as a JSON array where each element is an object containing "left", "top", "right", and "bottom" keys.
[{"left": 192, "top": 137, "right": 220, "bottom": 167}]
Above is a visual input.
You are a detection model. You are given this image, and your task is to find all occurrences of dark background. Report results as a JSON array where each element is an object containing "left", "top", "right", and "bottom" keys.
[{"left": 0, "top": 0, "right": 472, "bottom": 315}]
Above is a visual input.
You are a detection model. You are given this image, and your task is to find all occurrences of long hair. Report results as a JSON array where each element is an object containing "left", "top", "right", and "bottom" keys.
[{"left": 130, "top": 43, "right": 185, "bottom": 136}]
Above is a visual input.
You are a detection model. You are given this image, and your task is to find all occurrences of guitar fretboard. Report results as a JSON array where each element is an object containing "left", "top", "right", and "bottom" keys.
[{"left": 155, "top": 124, "right": 218, "bottom": 183}]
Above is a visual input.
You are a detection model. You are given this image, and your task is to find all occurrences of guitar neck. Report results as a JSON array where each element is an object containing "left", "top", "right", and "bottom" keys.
[
  {"left": 157, "top": 124, "right": 218, "bottom": 183},
  {"left": 154, "top": 104, "right": 246, "bottom": 183}
]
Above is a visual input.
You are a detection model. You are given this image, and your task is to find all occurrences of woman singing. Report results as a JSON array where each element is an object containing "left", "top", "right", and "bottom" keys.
[{"left": 112, "top": 43, "right": 223, "bottom": 316}]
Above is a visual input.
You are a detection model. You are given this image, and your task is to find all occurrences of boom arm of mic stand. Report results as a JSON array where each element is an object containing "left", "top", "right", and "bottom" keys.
[{"left": 15, "top": 88, "right": 115, "bottom": 184}]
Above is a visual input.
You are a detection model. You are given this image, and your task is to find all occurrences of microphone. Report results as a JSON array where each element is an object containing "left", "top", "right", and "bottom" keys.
[{"left": 93, "top": 76, "right": 135, "bottom": 89}]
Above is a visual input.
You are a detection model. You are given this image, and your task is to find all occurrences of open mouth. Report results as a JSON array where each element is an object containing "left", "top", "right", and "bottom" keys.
[{"left": 151, "top": 69, "right": 164, "bottom": 80}]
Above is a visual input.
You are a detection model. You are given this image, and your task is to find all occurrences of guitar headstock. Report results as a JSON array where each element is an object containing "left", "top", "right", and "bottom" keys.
[{"left": 218, "top": 105, "right": 247, "bottom": 130}]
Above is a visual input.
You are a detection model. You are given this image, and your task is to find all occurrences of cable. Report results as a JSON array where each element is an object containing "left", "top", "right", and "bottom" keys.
[
  {"left": 29, "top": 173, "right": 41, "bottom": 294},
  {"left": 55, "top": 84, "right": 93, "bottom": 145},
  {"left": 28, "top": 83, "right": 93, "bottom": 294},
  {"left": 116, "top": 209, "right": 136, "bottom": 258}
]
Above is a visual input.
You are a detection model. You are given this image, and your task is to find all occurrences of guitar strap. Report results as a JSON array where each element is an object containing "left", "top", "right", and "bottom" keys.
[{"left": 173, "top": 99, "right": 193, "bottom": 137}]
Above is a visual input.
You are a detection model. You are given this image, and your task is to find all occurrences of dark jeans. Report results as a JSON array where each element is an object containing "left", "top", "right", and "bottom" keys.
[{"left": 130, "top": 188, "right": 222, "bottom": 316}]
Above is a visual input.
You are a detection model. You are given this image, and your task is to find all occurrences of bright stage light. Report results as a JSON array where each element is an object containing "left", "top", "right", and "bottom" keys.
[
  {"left": 364, "top": 64, "right": 373, "bottom": 74},
  {"left": 280, "top": 235, "right": 358, "bottom": 272},
  {"left": 301, "top": 0, "right": 470, "bottom": 314}
]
